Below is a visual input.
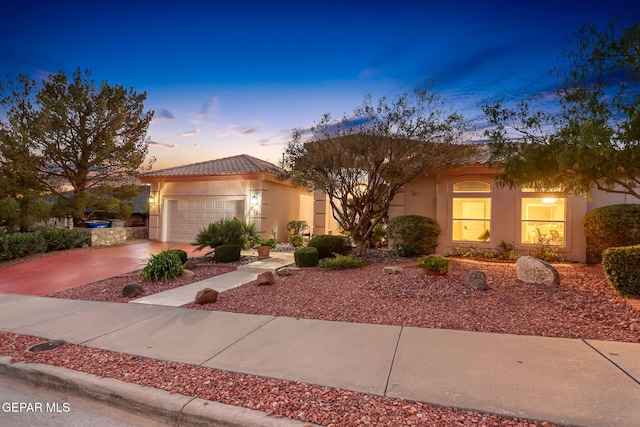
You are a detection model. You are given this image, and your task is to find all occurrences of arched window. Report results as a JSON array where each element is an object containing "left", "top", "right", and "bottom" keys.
[{"left": 452, "top": 180, "right": 492, "bottom": 242}]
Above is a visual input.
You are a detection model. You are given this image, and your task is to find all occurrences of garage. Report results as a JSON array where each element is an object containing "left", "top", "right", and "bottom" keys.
[{"left": 164, "top": 199, "right": 243, "bottom": 243}]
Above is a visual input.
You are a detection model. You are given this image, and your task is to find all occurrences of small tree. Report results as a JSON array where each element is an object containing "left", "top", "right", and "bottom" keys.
[
  {"left": 482, "top": 18, "right": 640, "bottom": 199},
  {"left": 282, "top": 84, "right": 475, "bottom": 255}
]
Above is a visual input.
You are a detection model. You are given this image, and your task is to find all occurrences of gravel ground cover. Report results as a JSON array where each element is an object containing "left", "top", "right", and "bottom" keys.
[
  {"left": 1, "top": 332, "right": 553, "bottom": 426},
  {"left": 4, "top": 247, "right": 639, "bottom": 426}
]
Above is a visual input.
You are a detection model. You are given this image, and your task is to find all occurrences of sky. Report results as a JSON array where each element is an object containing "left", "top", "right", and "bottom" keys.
[{"left": 1, "top": 0, "right": 639, "bottom": 170}]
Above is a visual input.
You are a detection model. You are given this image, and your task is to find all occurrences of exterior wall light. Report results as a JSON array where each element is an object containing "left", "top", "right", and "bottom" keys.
[{"left": 251, "top": 194, "right": 258, "bottom": 206}]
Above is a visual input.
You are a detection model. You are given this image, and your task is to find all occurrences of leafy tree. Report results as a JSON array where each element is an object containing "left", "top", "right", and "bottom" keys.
[
  {"left": 282, "top": 84, "right": 475, "bottom": 255},
  {"left": 0, "top": 68, "right": 154, "bottom": 223},
  {"left": 482, "top": 18, "right": 640, "bottom": 199}
]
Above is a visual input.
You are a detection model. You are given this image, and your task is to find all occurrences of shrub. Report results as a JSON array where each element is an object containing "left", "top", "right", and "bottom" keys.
[
  {"left": 259, "top": 238, "right": 277, "bottom": 248},
  {"left": 214, "top": 244, "right": 242, "bottom": 262},
  {"left": 294, "top": 247, "right": 318, "bottom": 267},
  {"left": 583, "top": 204, "right": 640, "bottom": 259},
  {"left": 0, "top": 232, "right": 47, "bottom": 261},
  {"left": 321, "top": 254, "right": 366, "bottom": 271},
  {"left": 167, "top": 249, "right": 188, "bottom": 264},
  {"left": 141, "top": 250, "right": 184, "bottom": 282},
  {"left": 393, "top": 242, "right": 417, "bottom": 257},
  {"left": 387, "top": 215, "right": 440, "bottom": 256},
  {"left": 494, "top": 241, "right": 520, "bottom": 261},
  {"left": 39, "top": 228, "right": 90, "bottom": 251},
  {"left": 533, "top": 241, "right": 564, "bottom": 262},
  {"left": 307, "top": 235, "right": 348, "bottom": 259},
  {"left": 287, "top": 220, "right": 308, "bottom": 235},
  {"left": 602, "top": 245, "right": 640, "bottom": 298},
  {"left": 288, "top": 234, "right": 304, "bottom": 247},
  {"left": 416, "top": 255, "right": 452, "bottom": 274},
  {"left": 193, "top": 218, "right": 260, "bottom": 251}
]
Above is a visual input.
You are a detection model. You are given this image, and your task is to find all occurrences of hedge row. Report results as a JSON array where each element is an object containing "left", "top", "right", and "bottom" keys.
[{"left": 0, "top": 229, "right": 90, "bottom": 261}]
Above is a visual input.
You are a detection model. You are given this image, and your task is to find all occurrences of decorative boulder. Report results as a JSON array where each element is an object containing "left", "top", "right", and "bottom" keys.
[
  {"left": 195, "top": 288, "right": 219, "bottom": 304},
  {"left": 122, "top": 284, "right": 144, "bottom": 298},
  {"left": 184, "top": 260, "right": 198, "bottom": 270},
  {"left": 276, "top": 267, "right": 293, "bottom": 276},
  {"left": 181, "top": 269, "right": 195, "bottom": 278},
  {"left": 515, "top": 256, "right": 561, "bottom": 286},
  {"left": 464, "top": 270, "right": 487, "bottom": 290},
  {"left": 383, "top": 266, "right": 404, "bottom": 275},
  {"left": 256, "top": 271, "right": 276, "bottom": 286}
]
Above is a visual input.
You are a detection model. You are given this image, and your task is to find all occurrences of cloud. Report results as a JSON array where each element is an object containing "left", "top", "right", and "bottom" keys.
[
  {"left": 181, "top": 129, "right": 200, "bottom": 137},
  {"left": 192, "top": 144, "right": 200, "bottom": 148},
  {"left": 152, "top": 109, "right": 175, "bottom": 122},
  {"left": 216, "top": 124, "right": 261, "bottom": 137},
  {"left": 149, "top": 140, "right": 177, "bottom": 149},
  {"left": 192, "top": 96, "right": 219, "bottom": 125}
]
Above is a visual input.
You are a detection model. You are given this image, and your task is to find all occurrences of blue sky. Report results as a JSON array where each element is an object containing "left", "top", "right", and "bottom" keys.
[{"left": 2, "top": 0, "right": 638, "bottom": 169}]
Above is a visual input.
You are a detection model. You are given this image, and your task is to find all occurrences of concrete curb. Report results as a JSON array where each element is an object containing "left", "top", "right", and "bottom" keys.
[{"left": 0, "top": 356, "right": 315, "bottom": 427}]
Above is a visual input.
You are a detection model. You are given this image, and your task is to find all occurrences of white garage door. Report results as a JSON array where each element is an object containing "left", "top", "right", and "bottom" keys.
[{"left": 165, "top": 200, "right": 241, "bottom": 243}]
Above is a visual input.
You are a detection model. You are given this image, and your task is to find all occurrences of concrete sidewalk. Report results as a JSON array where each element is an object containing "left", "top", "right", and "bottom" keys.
[{"left": 1, "top": 293, "right": 639, "bottom": 426}]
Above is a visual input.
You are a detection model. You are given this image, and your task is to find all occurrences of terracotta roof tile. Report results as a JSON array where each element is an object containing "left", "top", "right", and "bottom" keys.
[{"left": 141, "top": 154, "right": 282, "bottom": 177}]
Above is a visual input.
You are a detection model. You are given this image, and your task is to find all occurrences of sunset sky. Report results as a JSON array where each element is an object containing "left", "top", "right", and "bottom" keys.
[{"left": 2, "top": 0, "right": 638, "bottom": 169}]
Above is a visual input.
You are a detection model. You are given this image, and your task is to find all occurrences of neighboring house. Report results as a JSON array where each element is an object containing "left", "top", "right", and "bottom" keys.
[
  {"left": 313, "top": 154, "right": 639, "bottom": 263},
  {"left": 140, "top": 154, "right": 313, "bottom": 244}
]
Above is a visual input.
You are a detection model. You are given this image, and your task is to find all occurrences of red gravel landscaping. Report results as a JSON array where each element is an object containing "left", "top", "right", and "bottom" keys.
[{"left": 4, "top": 251, "right": 639, "bottom": 426}]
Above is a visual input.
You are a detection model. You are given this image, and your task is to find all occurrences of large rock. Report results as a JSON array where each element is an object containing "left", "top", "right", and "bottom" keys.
[
  {"left": 122, "top": 284, "right": 144, "bottom": 298},
  {"left": 464, "top": 270, "right": 487, "bottom": 290},
  {"left": 181, "top": 269, "right": 195, "bottom": 278},
  {"left": 256, "top": 271, "right": 276, "bottom": 286},
  {"left": 195, "top": 288, "right": 218, "bottom": 304},
  {"left": 276, "top": 267, "right": 293, "bottom": 276},
  {"left": 383, "top": 266, "right": 404, "bottom": 275},
  {"left": 515, "top": 256, "right": 560, "bottom": 286}
]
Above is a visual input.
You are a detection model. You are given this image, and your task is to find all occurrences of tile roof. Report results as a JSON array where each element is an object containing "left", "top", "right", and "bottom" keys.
[{"left": 141, "top": 154, "right": 283, "bottom": 177}]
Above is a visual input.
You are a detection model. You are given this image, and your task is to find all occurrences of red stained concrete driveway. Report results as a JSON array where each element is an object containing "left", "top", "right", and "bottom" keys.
[{"left": 0, "top": 241, "right": 201, "bottom": 296}]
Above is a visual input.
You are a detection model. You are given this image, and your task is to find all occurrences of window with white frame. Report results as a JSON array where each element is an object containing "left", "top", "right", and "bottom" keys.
[
  {"left": 521, "top": 194, "right": 565, "bottom": 246},
  {"left": 452, "top": 181, "right": 491, "bottom": 242}
]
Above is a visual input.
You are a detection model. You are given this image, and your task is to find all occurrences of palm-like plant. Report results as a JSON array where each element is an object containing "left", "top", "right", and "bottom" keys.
[{"left": 193, "top": 218, "right": 260, "bottom": 251}]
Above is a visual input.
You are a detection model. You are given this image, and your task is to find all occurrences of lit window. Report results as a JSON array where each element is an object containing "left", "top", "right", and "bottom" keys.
[
  {"left": 521, "top": 198, "right": 565, "bottom": 245},
  {"left": 452, "top": 197, "right": 491, "bottom": 242},
  {"left": 453, "top": 181, "right": 491, "bottom": 193}
]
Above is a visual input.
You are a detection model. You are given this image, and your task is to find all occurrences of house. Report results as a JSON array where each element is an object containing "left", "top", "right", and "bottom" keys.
[
  {"left": 140, "top": 154, "right": 313, "bottom": 244},
  {"left": 313, "top": 153, "right": 639, "bottom": 263}
]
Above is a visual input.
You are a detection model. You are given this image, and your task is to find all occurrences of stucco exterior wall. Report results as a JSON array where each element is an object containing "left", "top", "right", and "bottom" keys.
[
  {"left": 142, "top": 173, "right": 313, "bottom": 244},
  {"left": 390, "top": 166, "right": 589, "bottom": 263}
]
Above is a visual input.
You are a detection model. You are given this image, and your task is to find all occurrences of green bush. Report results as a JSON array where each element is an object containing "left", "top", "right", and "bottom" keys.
[
  {"left": 494, "top": 241, "right": 521, "bottom": 261},
  {"left": 393, "top": 242, "right": 417, "bottom": 257},
  {"left": 602, "top": 245, "right": 640, "bottom": 298},
  {"left": 167, "top": 249, "right": 188, "bottom": 264},
  {"left": 387, "top": 215, "right": 440, "bottom": 256},
  {"left": 259, "top": 238, "right": 277, "bottom": 248},
  {"left": 141, "top": 250, "right": 185, "bottom": 282},
  {"left": 193, "top": 218, "right": 260, "bottom": 251},
  {"left": 39, "top": 229, "right": 90, "bottom": 251},
  {"left": 307, "top": 234, "right": 348, "bottom": 259},
  {"left": 583, "top": 204, "right": 640, "bottom": 259},
  {"left": 214, "top": 244, "right": 242, "bottom": 262},
  {"left": 416, "top": 255, "right": 452, "bottom": 274},
  {"left": 288, "top": 234, "right": 304, "bottom": 247},
  {"left": 534, "top": 241, "right": 564, "bottom": 262},
  {"left": 0, "top": 232, "right": 47, "bottom": 261},
  {"left": 321, "top": 254, "right": 366, "bottom": 271},
  {"left": 294, "top": 247, "right": 318, "bottom": 267},
  {"left": 287, "top": 220, "right": 308, "bottom": 235}
]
